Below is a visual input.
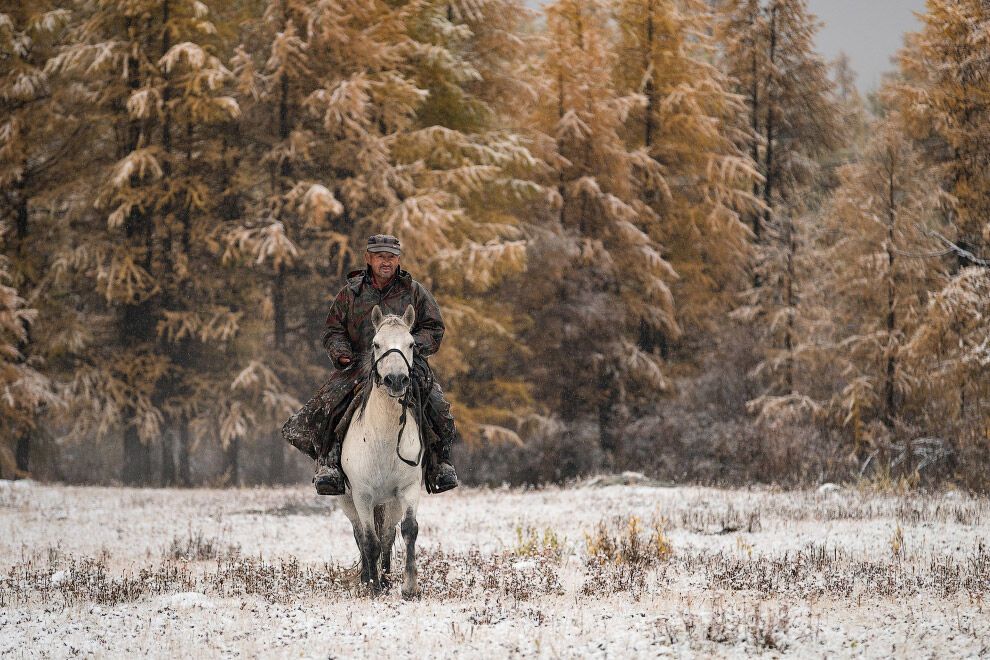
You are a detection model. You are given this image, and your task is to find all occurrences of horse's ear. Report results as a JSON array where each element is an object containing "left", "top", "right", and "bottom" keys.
[
  {"left": 402, "top": 304, "right": 416, "bottom": 328},
  {"left": 371, "top": 305, "right": 384, "bottom": 330}
]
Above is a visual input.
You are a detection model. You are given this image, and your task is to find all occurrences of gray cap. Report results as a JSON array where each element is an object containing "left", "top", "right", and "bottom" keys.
[{"left": 367, "top": 234, "right": 401, "bottom": 255}]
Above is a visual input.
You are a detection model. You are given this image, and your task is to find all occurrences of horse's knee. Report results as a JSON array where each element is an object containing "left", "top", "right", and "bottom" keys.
[{"left": 359, "top": 526, "right": 380, "bottom": 564}]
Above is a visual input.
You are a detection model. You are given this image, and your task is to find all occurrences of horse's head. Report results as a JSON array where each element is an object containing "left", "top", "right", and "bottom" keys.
[{"left": 370, "top": 304, "right": 416, "bottom": 398}]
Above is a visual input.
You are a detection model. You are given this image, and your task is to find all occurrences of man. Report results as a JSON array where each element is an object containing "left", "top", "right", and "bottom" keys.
[{"left": 281, "top": 234, "right": 460, "bottom": 495}]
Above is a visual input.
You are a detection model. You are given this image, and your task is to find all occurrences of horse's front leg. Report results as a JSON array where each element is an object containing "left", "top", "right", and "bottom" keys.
[
  {"left": 351, "top": 526, "right": 370, "bottom": 585},
  {"left": 400, "top": 505, "right": 419, "bottom": 600},
  {"left": 354, "top": 494, "right": 383, "bottom": 594}
]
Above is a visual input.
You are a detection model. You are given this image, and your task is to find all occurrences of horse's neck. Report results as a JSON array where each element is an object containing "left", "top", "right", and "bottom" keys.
[{"left": 363, "top": 383, "right": 404, "bottom": 432}]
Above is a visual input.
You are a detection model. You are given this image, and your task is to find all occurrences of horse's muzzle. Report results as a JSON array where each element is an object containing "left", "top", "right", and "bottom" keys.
[{"left": 383, "top": 373, "right": 410, "bottom": 398}]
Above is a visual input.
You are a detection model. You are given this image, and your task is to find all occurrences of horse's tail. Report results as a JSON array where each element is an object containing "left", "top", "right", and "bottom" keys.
[{"left": 374, "top": 504, "right": 386, "bottom": 539}]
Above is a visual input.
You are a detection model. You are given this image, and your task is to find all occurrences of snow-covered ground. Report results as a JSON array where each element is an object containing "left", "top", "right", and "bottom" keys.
[{"left": 1, "top": 479, "right": 988, "bottom": 658}]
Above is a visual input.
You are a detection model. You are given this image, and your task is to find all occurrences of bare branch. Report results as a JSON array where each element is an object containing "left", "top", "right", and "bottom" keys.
[
  {"left": 890, "top": 246, "right": 954, "bottom": 260},
  {"left": 923, "top": 228, "right": 990, "bottom": 267}
]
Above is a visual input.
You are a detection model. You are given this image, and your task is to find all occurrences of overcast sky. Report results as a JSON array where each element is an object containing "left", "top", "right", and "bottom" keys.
[
  {"left": 527, "top": 0, "right": 928, "bottom": 94},
  {"left": 807, "top": 0, "right": 927, "bottom": 92}
]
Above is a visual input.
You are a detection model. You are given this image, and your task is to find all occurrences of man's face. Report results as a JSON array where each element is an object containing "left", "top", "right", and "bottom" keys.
[{"left": 365, "top": 250, "right": 400, "bottom": 281}]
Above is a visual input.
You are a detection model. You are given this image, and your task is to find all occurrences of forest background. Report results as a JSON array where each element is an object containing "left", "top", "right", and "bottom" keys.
[{"left": 2, "top": 0, "right": 988, "bottom": 490}]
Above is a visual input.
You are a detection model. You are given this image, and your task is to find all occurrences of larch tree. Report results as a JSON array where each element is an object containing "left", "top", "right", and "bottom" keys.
[
  {"left": 717, "top": 0, "right": 842, "bottom": 416},
  {"left": 228, "top": 0, "right": 548, "bottom": 456},
  {"left": 612, "top": 0, "right": 760, "bottom": 349},
  {"left": 406, "top": 0, "right": 550, "bottom": 443},
  {"left": 0, "top": 231, "right": 56, "bottom": 478},
  {"left": 48, "top": 0, "right": 243, "bottom": 485},
  {"left": 530, "top": 0, "right": 678, "bottom": 456},
  {"left": 0, "top": 4, "right": 74, "bottom": 474},
  {"left": 226, "top": 0, "right": 350, "bottom": 482},
  {"left": 890, "top": 0, "right": 990, "bottom": 472},
  {"left": 897, "top": 0, "right": 990, "bottom": 262},
  {"left": 818, "top": 119, "right": 945, "bottom": 451},
  {"left": 901, "top": 265, "right": 990, "bottom": 480}
]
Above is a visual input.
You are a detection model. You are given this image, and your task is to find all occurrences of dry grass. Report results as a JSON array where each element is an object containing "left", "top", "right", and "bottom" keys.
[
  {"left": 1, "top": 545, "right": 564, "bottom": 607},
  {"left": 1, "top": 483, "right": 988, "bottom": 657},
  {"left": 165, "top": 529, "right": 241, "bottom": 562}
]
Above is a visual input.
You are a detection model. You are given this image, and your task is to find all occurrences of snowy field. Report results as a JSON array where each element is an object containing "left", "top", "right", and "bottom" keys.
[{"left": 1, "top": 479, "right": 988, "bottom": 658}]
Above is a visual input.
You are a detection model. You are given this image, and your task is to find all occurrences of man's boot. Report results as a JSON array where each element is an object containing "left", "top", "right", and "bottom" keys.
[
  {"left": 313, "top": 434, "right": 346, "bottom": 496},
  {"left": 426, "top": 438, "right": 459, "bottom": 494},
  {"left": 422, "top": 383, "right": 459, "bottom": 494}
]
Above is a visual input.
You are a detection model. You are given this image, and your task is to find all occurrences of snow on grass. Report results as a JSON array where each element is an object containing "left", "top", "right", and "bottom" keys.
[{"left": 1, "top": 480, "right": 988, "bottom": 657}]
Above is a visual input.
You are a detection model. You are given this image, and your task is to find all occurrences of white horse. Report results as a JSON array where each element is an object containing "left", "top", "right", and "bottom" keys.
[{"left": 337, "top": 304, "right": 423, "bottom": 597}]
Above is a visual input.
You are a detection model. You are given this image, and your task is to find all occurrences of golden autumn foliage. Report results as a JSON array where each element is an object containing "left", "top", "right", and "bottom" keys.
[{"left": 1, "top": 0, "right": 988, "bottom": 489}]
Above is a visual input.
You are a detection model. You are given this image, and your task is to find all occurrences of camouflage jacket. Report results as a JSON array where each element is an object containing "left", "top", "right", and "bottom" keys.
[{"left": 322, "top": 267, "right": 445, "bottom": 367}]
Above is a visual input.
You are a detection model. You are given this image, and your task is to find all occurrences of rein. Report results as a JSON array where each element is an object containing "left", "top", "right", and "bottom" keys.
[{"left": 372, "top": 347, "right": 425, "bottom": 468}]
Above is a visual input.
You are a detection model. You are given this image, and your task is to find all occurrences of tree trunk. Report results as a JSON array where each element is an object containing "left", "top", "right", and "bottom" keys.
[
  {"left": 265, "top": 71, "right": 292, "bottom": 484},
  {"left": 783, "top": 216, "right": 796, "bottom": 394},
  {"left": 597, "top": 367, "right": 621, "bottom": 458},
  {"left": 883, "top": 168, "right": 898, "bottom": 427},
  {"left": 273, "top": 264, "right": 286, "bottom": 348},
  {"left": 122, "top": 427, "right": 151, "bottom": 485},
  {"left": 15, "top": 431, "right": 30, "bottom": 474},
  {"left": 762, "top": 5, "right": 778, "bottom": 231},
  {"left": 14, "top": 183, "right": 33, "bottom": 475},
  {"left": 224, "top": 438, "right": 240, "bottom": 486},
  {"left": 119, "top": 27, "right": 152, "bottom": 487},
  {"left": 161, "top": 430, "right": 176, "bottom": 486},
  {"left": 644, "top": 2, "right": 655, "bottom": 151},
  {"left": 15, "top": 184, "right": 28, "bottom": 240},
  {"left": 749, "top": 12, "right": 762, "bottom": 242},
  {"left": 178, "top": 420, "right": 192, "bottom": 486},
  {"left": 274, "top": 69, "right": 290, "bottom": 352}
]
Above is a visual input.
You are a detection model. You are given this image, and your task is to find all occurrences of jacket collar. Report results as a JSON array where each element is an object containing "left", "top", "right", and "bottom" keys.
[{"left": 347, "top": 267, "right": 410, "bottom": 294}]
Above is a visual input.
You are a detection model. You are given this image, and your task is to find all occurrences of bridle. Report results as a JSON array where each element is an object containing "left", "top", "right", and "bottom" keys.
[
  {"left": 372, "top": 345, "right": 425, "bottom": 468},
  {"left": 372, "top": 347, "right": 410, "bottom": 391}
]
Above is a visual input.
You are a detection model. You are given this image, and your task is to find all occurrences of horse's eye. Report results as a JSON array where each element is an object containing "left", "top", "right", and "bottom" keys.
[{"left": 373, "top": 342, "right": 380, "bottom": 349}]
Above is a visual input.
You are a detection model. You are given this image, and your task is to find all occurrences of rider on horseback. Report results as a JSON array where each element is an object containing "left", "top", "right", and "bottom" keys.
[{"left": 281, "top": 234, "right": 460, "bottom": 496}]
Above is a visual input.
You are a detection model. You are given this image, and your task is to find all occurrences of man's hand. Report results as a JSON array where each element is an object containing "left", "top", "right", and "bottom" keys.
[{"left": 337, "top": 355, "right": 352, "bottom": 366}]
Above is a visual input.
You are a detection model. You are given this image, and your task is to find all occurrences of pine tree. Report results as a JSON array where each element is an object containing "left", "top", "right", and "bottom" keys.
[
  {"left": 831, "top": 52, "right": 869, "bottom": 150},
  {"left": 901, "top": 265, "right": 990, "bottom": 473},
  {"left": 225, "top": 0, "right": 351, "bottom": 482},
  {"left": 404, "top": 0, "right": 548, "bottom": 441}
]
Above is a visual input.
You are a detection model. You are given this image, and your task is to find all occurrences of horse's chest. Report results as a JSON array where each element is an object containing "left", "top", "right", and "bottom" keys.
[{"left": 342, "top": 417, "right": 420, "bottom": 485}]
